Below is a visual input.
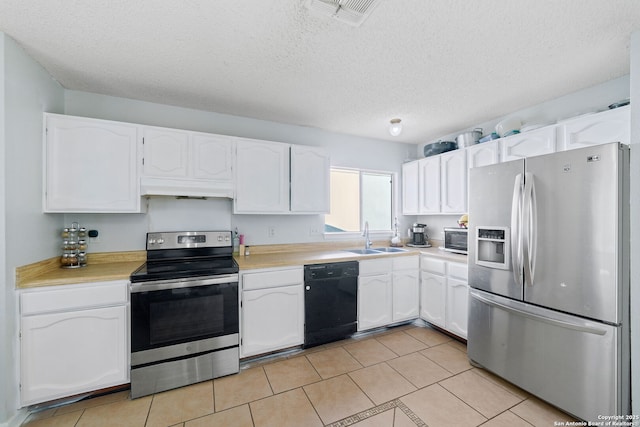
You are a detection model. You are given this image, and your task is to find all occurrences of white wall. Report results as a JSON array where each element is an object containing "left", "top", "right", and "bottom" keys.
[
  {"left": 419, "top": 75, "right": 631, "bottom": 156},
  {"left": 0, "top": 33, "right": 7, "bottom": 427},
  {"left": 0, "top": 33, "right": 65, "bottom": 426},
  {"left": 629, "top": 31, "right": 639, "bottom": 417},
  {"left": 63, "top": 91, "right": 418, "bottom": 250}
]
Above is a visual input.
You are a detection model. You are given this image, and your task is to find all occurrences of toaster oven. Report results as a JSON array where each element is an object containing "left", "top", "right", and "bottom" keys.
[{"left": 444, "top": 227, "right": 468, "bottom": 254}]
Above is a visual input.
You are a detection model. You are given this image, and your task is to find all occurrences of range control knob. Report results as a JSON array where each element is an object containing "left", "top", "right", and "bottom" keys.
[
  {"left": 157, "top": 238, "right": 165, "bottom": 244},
  {"left": 148, "top": 238, "right": 157, "bottom": 245}
]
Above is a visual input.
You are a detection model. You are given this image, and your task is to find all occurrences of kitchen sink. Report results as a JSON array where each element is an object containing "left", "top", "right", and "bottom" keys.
[
  {"left": 370, "top": 247, "right": 408, "bottom": 253},
  {"left": 343, "top": 249, "right": 382, "bottom": 255}
]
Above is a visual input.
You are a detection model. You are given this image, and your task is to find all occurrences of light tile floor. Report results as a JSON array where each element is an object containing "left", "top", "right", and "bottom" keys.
[{"left": 23, "top": 324, "right": 576, "bottom": 427}]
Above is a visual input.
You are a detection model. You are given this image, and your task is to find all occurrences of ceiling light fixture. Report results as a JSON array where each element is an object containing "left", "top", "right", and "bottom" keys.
[{"left": 389, "top": 118, "right": 402, "bottom": 136}]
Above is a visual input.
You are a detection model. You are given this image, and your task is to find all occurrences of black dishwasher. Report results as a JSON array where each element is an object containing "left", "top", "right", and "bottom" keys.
[{"left": 304, "top": 261, "right": 358, "bottom": 348}]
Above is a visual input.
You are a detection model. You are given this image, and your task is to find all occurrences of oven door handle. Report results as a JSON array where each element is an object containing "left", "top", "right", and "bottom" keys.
[{"left": 130, "top": 273, "right": 239, "bottom": 293}]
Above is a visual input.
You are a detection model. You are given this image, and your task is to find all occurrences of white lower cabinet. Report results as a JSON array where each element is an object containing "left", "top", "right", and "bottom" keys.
[
  {"left": 419, "top": 258, "right": 446, "bottom": 328},
  {"left": 240, "top": 267, "right": 304, "bottom": 357},
  {"left": 358, "top": 258, "right": 392, "bottom": 331},
  {"left": 20, "top": 281, "right": 129, "bottom": 406},
  {"left": 420, "top": 255, "right": 468, "bottom": 339},
  {"left": 392, "top": 256, "right": 420, "bottom": 322},
  {"left": 358, "top": 256, "right": 419, "bottom": 331},
  {"left": 445, "top": 262, "right": 469, "bottom": 338}
]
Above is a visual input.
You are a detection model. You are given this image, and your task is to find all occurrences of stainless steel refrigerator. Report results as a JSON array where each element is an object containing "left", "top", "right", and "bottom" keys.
[{"left": 467, "top": 142, "right": 630, "bottom": 421}]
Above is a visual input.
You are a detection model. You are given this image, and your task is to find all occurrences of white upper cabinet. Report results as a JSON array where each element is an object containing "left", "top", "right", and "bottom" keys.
[
  {"left": 418, "top": 156, "right": 441, "bottom": 214},
  {"left": 557, "top": 106, "right": 630, "bottom": 151},
  {"left": 401, "top": 161, "right": 419, "bottom": 215},
  {"left": 290, "top": 145, "right": 330, "bottom": 213},
  {"left": 44, "top": 113, "right": 141, "bottom": 213},
  {"left": 235, "top": 139, "right": 329, "bottom": 214},
  {"left": 140, "top": 126, "right": 234, "bottom": 198},
  {"left": 440, "top": 150, "right": 467, "bottom": 213},
  {"left": 467, "top": 140, "right": 500, "bottom": 169},
  {"left": 500, "top": 126, "right": 556, "bottom": 161},
  {"left": 401, "top": 149, "right": 465, "bottom": 215},
  {"left": 235, "top": 138, "right": 290, "bottom": 213},
  {"left": 142, "top": 127, "right": 189, "bottom": 177},
  {"left": 191, "top": 133, "right": 234, "bottom": 181}
]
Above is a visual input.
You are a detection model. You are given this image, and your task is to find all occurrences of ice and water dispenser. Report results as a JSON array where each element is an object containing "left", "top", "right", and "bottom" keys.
[{"left": 475, "top": 226, "right": 510, "bottom": 270}]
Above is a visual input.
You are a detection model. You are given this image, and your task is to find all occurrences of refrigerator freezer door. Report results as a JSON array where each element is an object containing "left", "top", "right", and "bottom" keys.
[
  {"left": 468, "top": 159, "right": 524, "bottom": 299},
  {"left": 468, "top": 289, "right": 625, "bottom": 421},
  {"left": 524, "top": 143, "right": 623, "bottom": 324}
]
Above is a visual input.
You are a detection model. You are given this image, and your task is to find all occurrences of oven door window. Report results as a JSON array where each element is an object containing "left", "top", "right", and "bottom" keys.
[
  {"left": 446, "top": 231, "right": 468, "bottom": 251},
  {"left": 131, "top": 282, "right": 238, "bottom": 352}
]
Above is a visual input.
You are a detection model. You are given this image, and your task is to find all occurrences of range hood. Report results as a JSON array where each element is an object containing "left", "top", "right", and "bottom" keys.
[{"left": 140, "top": 177, "right": 234, "bottom": 199}]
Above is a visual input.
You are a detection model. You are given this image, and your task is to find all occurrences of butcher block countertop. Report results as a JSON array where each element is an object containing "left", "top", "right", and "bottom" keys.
[
  {"left": 16, "top": 251, "right": 146, "bottom": 289},
  {"left": 234, "top": 241, "right": 467, "bottom": 270},
  {"left": 16, "top": 241, "right": 467, "bottom": 289}
]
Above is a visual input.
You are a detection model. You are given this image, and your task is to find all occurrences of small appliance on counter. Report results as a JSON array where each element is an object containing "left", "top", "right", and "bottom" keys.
[
  {"left": 406, "top": 223, "right": 431, "bottom": 247},
  {"left": 443, "top": 227, "right": 468, "bottom": 254}
]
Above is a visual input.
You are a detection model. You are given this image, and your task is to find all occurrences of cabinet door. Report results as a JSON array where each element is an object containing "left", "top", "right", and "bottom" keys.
[
  {"left": 467, "top": 140, "right": 499, "bottom": 169},
  {"left": 500, "top": 126, "right": 556, "bottom": 161},
  {"left": 446, "top": 278, "right": 469, "bottom": 338},
  {"left": 21, "top": 305, "right": 128, "bottom": 405},
  {"left": 418, "top": 157, "right": 440, "bottom": 214},
  {"left": 235, "top": 139, "right": 290, "bottom": 213},
  {"left": 191, "top": 133, "right": 233, "bottom": 181},
  {"left": 142, "top": 127, "right": 189, "bottom": 177},
  {"left": 44, "top": 114, "right": 140, "bottom": 213},
  {"left": 420, "top": 271, "right": 446, "bottom": 328},
  {"left": 358, "top": 274, "right": 392, "bottom": 331},
  {"left": 558, "top": 106, "right": 630, "bottom": 151},
  {"left": 241, "top": 285, "right": 304, "bottom": 357},
  {"left": 290, "top": 145, "right": 330, "bottom": 213},
  {"left": 401, "top": 161, "right": 419, "bottom": 215},
  {"left": 392, "top": 270, "right": 420, "bottom": 322},
  {"left": 440, "top": 150, "right": 466, "bottom": 213}
]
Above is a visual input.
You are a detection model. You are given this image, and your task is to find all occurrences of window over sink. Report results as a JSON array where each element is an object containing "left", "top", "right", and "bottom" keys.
[{"left": 324, "top": 168, "right": 394, "bottom": 233}]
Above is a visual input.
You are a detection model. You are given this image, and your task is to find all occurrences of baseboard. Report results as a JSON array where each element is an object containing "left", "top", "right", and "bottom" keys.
[{"left": 0, "top": 408, "right": 28, "bottom": 427}]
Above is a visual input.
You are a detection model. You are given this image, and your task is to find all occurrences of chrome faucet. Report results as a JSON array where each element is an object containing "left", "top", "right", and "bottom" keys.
[{"left": 363, "top": 221, "right": 372, "bottom": 249}]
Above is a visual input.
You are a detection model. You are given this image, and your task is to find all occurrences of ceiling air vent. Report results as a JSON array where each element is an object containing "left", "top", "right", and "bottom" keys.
[{"left": 304, "top": 0, "right": 382, "bottom": 27}]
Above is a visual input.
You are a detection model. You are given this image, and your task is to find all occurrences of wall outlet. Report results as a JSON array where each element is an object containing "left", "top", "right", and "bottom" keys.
[
  {"left": 88, "top": 229, "right": 100, "bottom": 243},
  {"left": 309, "top": 226, "right": 321, "bottom": 235},
  {"left": 268, "top": 226, "right": 276, "bottom": 238}
]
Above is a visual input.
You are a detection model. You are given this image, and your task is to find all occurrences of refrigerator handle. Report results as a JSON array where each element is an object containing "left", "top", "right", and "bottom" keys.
[
  {"left": 510, "top": 173, "right": 523, "bottom": 286},
  {"left": 470, "top": 290, "right": 608, "bottom": 336},
  {"left": 523, "top": 172, "right": 537, "bottom": 286}
]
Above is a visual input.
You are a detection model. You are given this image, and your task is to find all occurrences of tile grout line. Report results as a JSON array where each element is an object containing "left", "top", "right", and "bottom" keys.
[{"left": 324, "top": 398, "right": 428, "bottom": 427}]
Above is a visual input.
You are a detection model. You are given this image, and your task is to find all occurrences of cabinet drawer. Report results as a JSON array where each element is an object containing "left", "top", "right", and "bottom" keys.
[
  {"left": 359, "top": 258, "right": 393, "bottom": 276},
  {"left": 21, "top": 281, "right": 128, "bottom": 316},
  {"left": 420, "top": 256, "right": 446, "bottom": 275},
  {"left": 448, "top": 262, "right": 468, "bottom": 281},
  {"left": 393, "top": 255, "right": 419, "bottom": 271},
  {"left": 242, "top": 267, "right": 303, "bottom": 291}
]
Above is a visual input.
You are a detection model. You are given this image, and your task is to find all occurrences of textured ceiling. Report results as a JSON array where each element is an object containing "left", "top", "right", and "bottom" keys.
[{"left": 1, "top": 1, "right": 639, "bottom": 144}]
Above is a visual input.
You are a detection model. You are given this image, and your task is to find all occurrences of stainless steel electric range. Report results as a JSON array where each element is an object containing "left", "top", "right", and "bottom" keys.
[{"left": 129, "top": 231, "right": 239, "bottom": 398}]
